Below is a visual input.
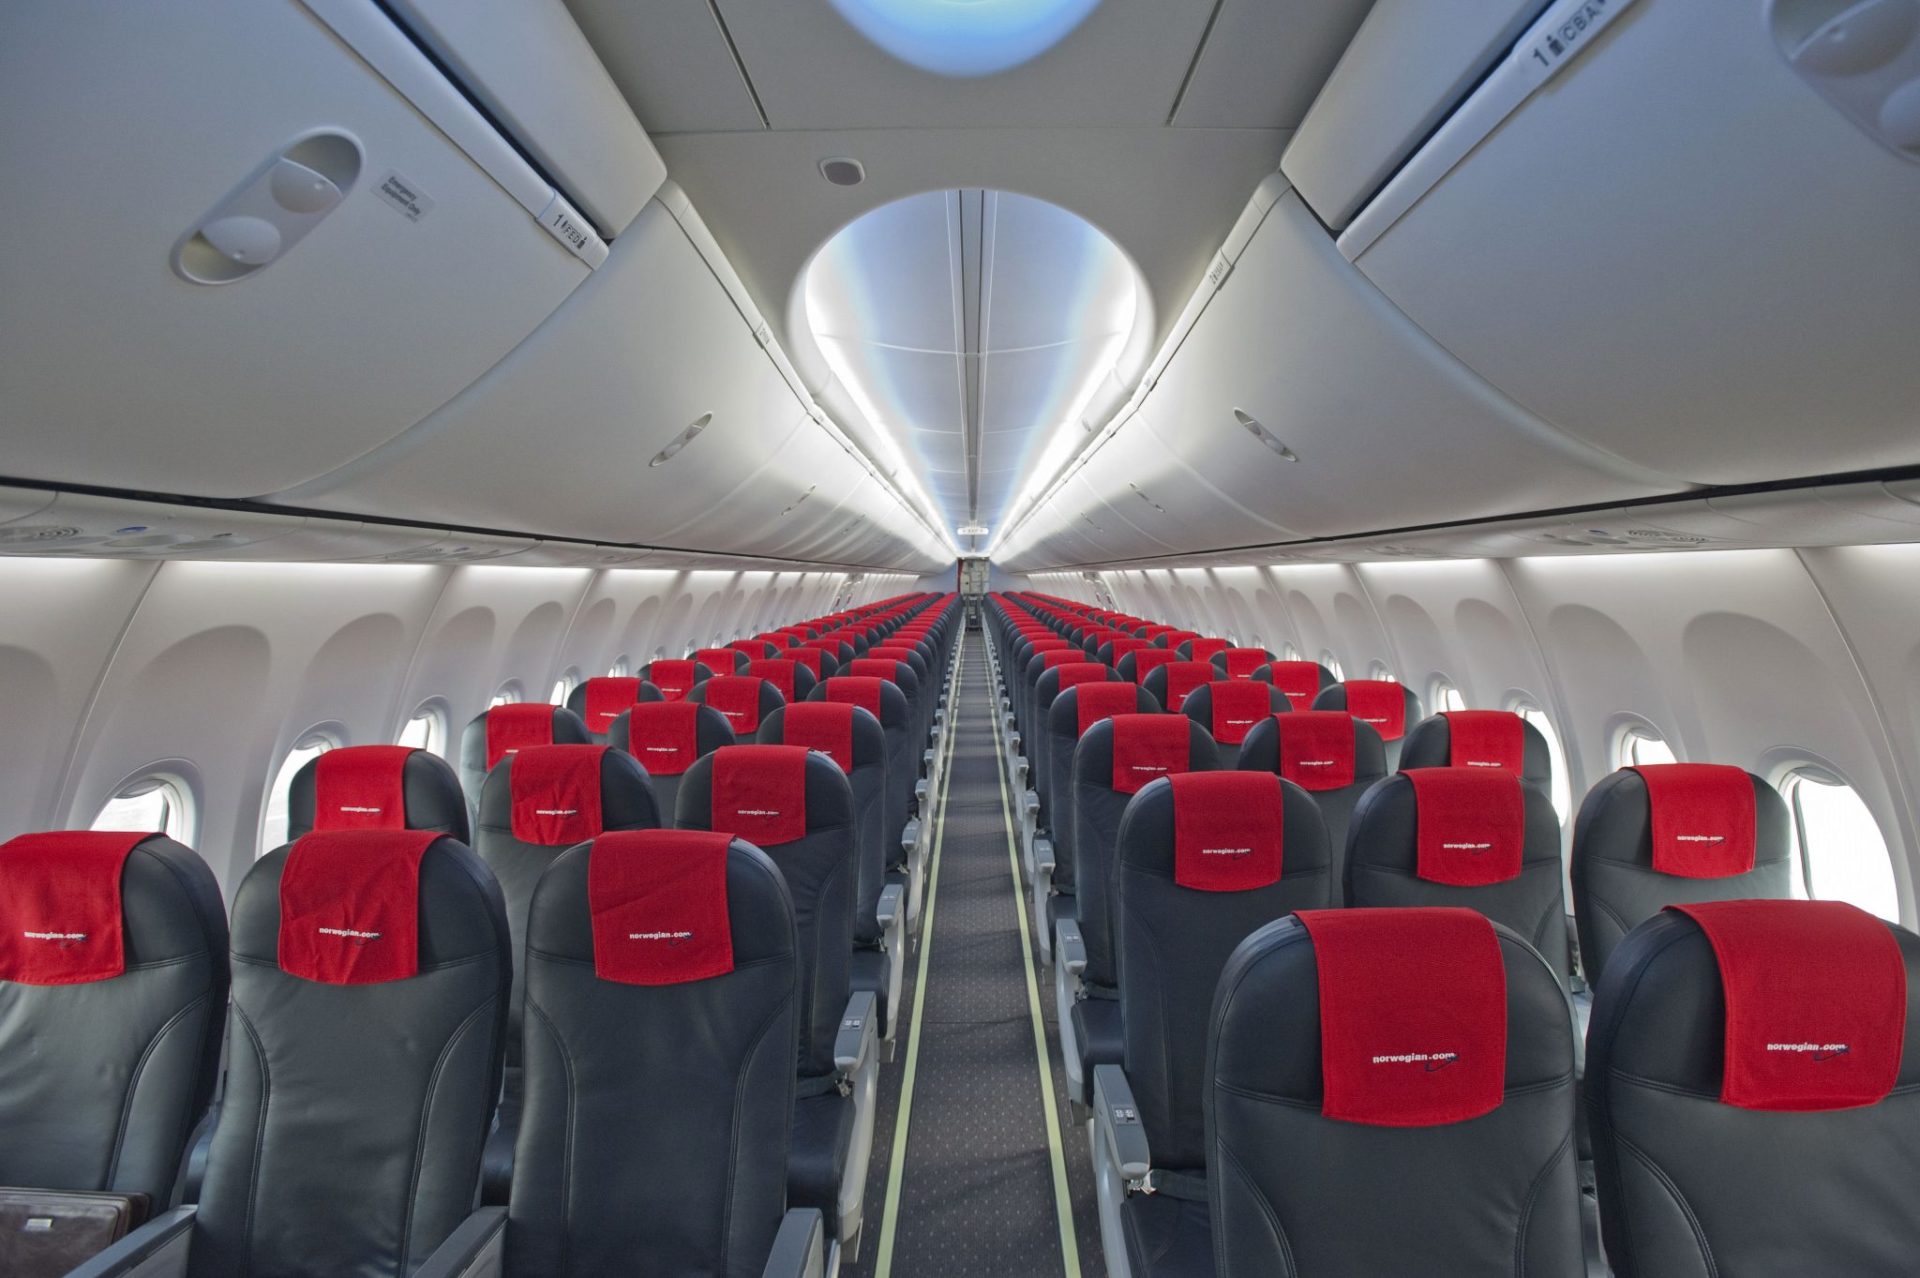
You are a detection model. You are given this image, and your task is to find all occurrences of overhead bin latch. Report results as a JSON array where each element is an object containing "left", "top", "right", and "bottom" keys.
[{"left": 536, "top": 192, "right": 609, "bottom": 268}]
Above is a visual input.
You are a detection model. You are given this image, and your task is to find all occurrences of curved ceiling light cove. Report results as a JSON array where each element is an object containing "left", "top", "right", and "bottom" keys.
[{"left": 826, "top": 0, "right": 1104, "bottom": 77}]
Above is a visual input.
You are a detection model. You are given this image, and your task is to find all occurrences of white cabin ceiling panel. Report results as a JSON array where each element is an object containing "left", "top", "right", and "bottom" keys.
[
  {"left": 1352, "top": 0, "right": 1920, "bottom": 485},
  {"left": 561, "top": 0, "right": 766, "bottom": 133},
  {"left": 0, "top": 0, "right": 588, "bottom": 499},
  {"left": 1169, "top": 0, "right": 1377, "bottom": 130}
]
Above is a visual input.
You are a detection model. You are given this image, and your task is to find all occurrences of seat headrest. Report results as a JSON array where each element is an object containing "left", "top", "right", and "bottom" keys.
[
  {"left": 1039, "top": 649, "right": 1083, "bottom": 671},
  {"left": 1664, "top": 900, "right": 1907, "bottom": 1111},
  {"left": 1072, "top": 682, "right": 1143, "bottom": 737},
  {"left": 619, "top": 701, "right": 707, "bottom": 776},
  {"left": 587, "top": 830, "right": 736, "bottom": 985},
  {"left": 1157, "top": 629, "right": 1199, "bottom": 650},
  {"left": 1439, "top": 710, "right": 1525, "bottom": 772},
  {"left": 1264, "top": 661, "right": 1328, "bottom": 709},
  {"left": 710, "top": 745, "right": 810, "bottom": 847},
  {"left": 292, "top": 745, "right": 468, "bottom": 842},
  {"left": 1184, "top": 637, "right": 1230, "bottom": 662},
  {"left": 692, "top": 647, "right": 746, "bottom": 677},
  {"left": 788, "top": 647, "right": 825, "bottom": 678},
  {"left": 746, "top": 658, "right": 800, "bottom": 703},
  {"left": 1110, "top": 713, "right": 1192, "bottom": 794},
  {"left": 701, "top": 674, "right": 776, "bottom": 735},
  {"left": 0, "top": 831, "right": 151, "bottom": 983},
  {"left": 1170, "top": 772, "right": 1288, "bottom": 892},
  {"left": 580, "top": 677, "right": 649, "bottom": 736},
  {"left": 821, "top": 675, "right": 892, "bottom": 722},
  {"left": 1044, "top": 662, "right": 1109, "bottom": 701},
  {"left": 1125, "top": 648, "right": 1179, "bottom": 685},
  {"left": 643, "top": 659, "right": 702, "bottom": 701},
  {"left": 484, "top": 702, "right": 564, "bottom": 770},
  {"left": 1634, "top": 763, "right": 1759, "bottom": 878},
  {"left": 773, "top": 701, "right": 872, "bottom": 772},
  {"left": 278, "top": 829, "right": 444, "bottom": 984},
  {"left": 506, "top": 745, "right": 618, "bottom": 845},
  {"left": 1217, "top": 647, "right": 1272, "bottom": 680},
  {"left": 1295, "top": 907, "right": 1509, "bottom": 1126},
  {"left": 1401, "top": 769, "right": 1527, "bottom": 887},
  {"left": 1326, "top": 680, "right": 1410, "bottom": 740},
  {"left": 848, "top": 657, "right": 906, "bottom": 683},
  {"left": 1271, "top": 711, "right": 1362, "bottom": 790},
  {"left": 1200, "top": 679, "right": 1281, "bottom": 745}
]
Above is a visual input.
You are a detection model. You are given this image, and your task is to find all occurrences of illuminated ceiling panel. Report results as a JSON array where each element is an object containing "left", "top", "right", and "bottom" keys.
[
  {"left": 826, "top": 0, "right": 1104, "bottom": 77},
  {"left": 805, "top": 189, "right": 1140, "bottom": 552}
]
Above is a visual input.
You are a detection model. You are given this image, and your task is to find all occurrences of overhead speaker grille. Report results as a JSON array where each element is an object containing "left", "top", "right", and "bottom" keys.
[{"left": 820, "top": 158, "right": 866, "bottom": 187}]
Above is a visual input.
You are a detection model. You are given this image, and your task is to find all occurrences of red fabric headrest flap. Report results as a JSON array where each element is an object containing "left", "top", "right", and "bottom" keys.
[
  {"left": 1187, "top": 637, "right": 1230, "bottom": 661},
  {"left": 1053, "top": 663, "right": 1108, "bottom": 696},
  {"left": 782, "top": 702, "right": 857, "bottom": 771},
  {"left": 1208, "top": 680, "right": 1275, "bottom": 746},
  {"left": 1633, "top": 764, "right": 1757, "bottom": 878},
  {"left": 1111, "top": 714, "right": 1190, "bottom": 794},
  {"left": 0, "top": 831, "right": 148, "bottom": 984},
  {"left": 1164, "top": 661, "right": 1214, "bottom": 711},
  {"left": 1171, "top": 772, "right": 1285, "bottom": 892},
  {"left": 1443, "top": 710, "right": 1525, "bottom": 772},
  {"left": 746, "top": 659, "right": 798, "bottom": 703},
  {"left": 509, "top": 745, "right": 607, "bottom": 845},
  {"left": 1278, "top": 712, "right": 1358, "bottom": 791},
  {"left": 1343, "top": 680, "right": 1407, "bottom": 740},
  {"left": 729, "top": 640, "right": 772, "bottom": 659},
  {"left": 313, "top": 746, "right": 413, "bottom": 831},
  {"left": 279, "top": 829, "right": 439, "bottom": 984},
  {"left": 646, "top": 660, "right": 699, "bottom": 701},
  {"left": 1267, "top": 662, "right": 1325, "bottom": 710},
  {"left": 848, "top": 658, "right": 900, "bottom": 682},
  {"left": 1161, "top": 630, "right": 1199, "bottom": 650},
  {"left": 1041, "top": 649, "right": 1082, "bottom": 670},
  {"left": 1109, "top": 637, "right": 1149, "bottom": 662},
  {"left": 582, "top": 677, "right": 643, "bottom": 735},
  {"left": 485, "top": 702, "right": 556, "bottom": 770},
  {"left": 704, "top": 675, "right": 768, "bottom": 735},
  {"left": 624, "top": 701, "right": 702, "bottom": 776},
  {"left": 711, "top": 745, "right": 808, "bottom": 847},
  {"left": 589, "top": 830, "right": 734, "bottom": 985},
  {"left": 1406, "top": 769, "right": 1525, "bottom": 886},
  {"left": 1075, "top": 683, "right": 1140, "bottom": 737},
  {"left": 825, "top": 676, "right": 886, "bottom": 719},
  {"left": 788, "top": 648, "right": 824, "bottom": 678},
  {"left": 1221, "top": 648, "right": 1268, "bottom": 679},
  {"left": 1668, "top": 900, "right": 1905, "bottom": 1110},
  {"left": 693, "top": 648, "right": 740, "bottom": 678},
  {"left": 1130, "top": 649, "right": 1178, "bottom": 685},
  {"left": 1297, "top": 908, "right": 1508, "bottom": 1126}
]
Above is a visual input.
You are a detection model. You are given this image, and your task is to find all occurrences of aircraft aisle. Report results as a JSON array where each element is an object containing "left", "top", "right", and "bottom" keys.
[{"left": 854, "top": 632, "right": 1102, "bottom": 1278}]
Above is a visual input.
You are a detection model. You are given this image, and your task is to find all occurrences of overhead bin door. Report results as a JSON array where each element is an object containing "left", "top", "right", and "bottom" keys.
[
  {"left": 0, "top": 0, "right": 592, "bottom": 498},
  {"left": 1341, "top": 0, "right": 1920, "bottom": 484}
]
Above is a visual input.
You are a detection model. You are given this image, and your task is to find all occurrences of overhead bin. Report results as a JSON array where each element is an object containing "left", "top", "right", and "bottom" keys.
[
  {"left": 1345, "top": 0, "right": 1920, "bottom": 486},
  {"left": 1282, "top": 0, "right": 1550, "bottom": 231},
  {"left": 0, "top": 0, "right": 591, "bottom": 500}
]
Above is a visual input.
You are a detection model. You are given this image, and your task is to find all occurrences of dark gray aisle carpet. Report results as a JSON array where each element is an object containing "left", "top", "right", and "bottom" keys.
[{"left": 849, "top": 630, "right": 1105, "bottom": 1278}]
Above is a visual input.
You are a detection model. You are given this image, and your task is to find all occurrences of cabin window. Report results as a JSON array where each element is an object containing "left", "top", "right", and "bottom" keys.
[
  {"left": 549, "top": 669, "right": 580, "bottom": 706},
  {"left": 1783, "top": 769, "right": 1900, "bottom": 921},
  {"left": 1430, "top": 678, "right": 1467, "bottom": 714},
  {"left": 260, "top": 732, "right": 336, "bottom": 855},
  {"left": 397, "top": 701, "right": 447, "bottom": 757},
  {"left": 1367, "top": 661, "right": 1396, "bottom": 683},
  {"left": 91, "top": 773, "right": 194, "bottom": 844},
  {"left": 608, "top": 656, "right": 631, "bottom": 678},
  {"left": 489, "top": 682, "right": 524, "bottom": 708},
  {"left": 1321, "top": 651, "right": 1344, "bottom": 680},
  {"left": 1511, "top": 700, "right": 1573, "bottom": 823},
  {"left": 1279, "top": 642, "right": 1300, "bottom": 662},
  {"left": 1616, "top": 725, "right": 1677, "bottom": 769}
]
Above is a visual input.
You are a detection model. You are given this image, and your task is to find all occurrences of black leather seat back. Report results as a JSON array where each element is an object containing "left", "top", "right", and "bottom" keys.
[
  {"left": 1398, "top": 710, "right": 1555, "bottom": 791},
  {"left": 812, "top": 677, "right": 912, "bottom": 869},
  {"left": 565, "top": 676, "right": 666, "bottom": 743},
  {"left": 1209, "top": 647, "right": 1274, "bottom": 681},
  {"left": 507, "top": 832, "right": 798, "bottom": 1278},
  {"left": 1252, "top": 659, "right": 1338, "bottom": 711},
  {"left": 746, "top": 657, "right": 819, "bottom": 707},
  {"left": 475, "top": 746, "right": 661, "bottom": 1054},
  {"left": 1071, "top": 715, "right": 1215, "bottom": 990},
  {"left": 691, "top": 647, "right": 751, "bottom": 677},
  {"left": 759, "top": 702, "right": 890, "bottom": 946},
  {"left": 458, "top": 704, "right": 591, "bottom": 808},
  {"left": 1588, "top": 904, "right": 1920, "bottom": 1276},
  {"left": 1115, "top": 774, "right": 1330, "bottom": 1168},
  {"left": 689, "top": 674, "right": 789, "bottom": 739},
  {"left": 638, "top": 659, "right": 709, "bottom": 703},
  {"left": 610, "top": 701, "right": 736, "bottom": 824},
  {"left": 1344, "top": 770, "right": 1571, "bottom": 975},
  {"left": 1179, "top": 680, "right": 1289, "bottom": 768},
  {"left": 1238, "top": 713, "right": 1387, "bottom": 908},
  {"left": 289, "top": 744, "right": 469, "bottom": 842},
  {"left": 0, "top": 832, "right": 228, "bottom": 1205},
  {"left": 1311, "top": 680, "right": 1423, "bottom": 768},
  {"left": 1208, "top": 913, "right": 1582, "bottom": 1276},
  {"left": 195, "top": 832, "right": 509, "bottom": 1275},
  {"left": 1044, "top": 684, "right": 1160, "bottom": 897},
  {"left": 1033, "top": 662, "right": 1119, "bottom": 841},
  {"left": 1571, "top": 767, "right": 1791, "bottom": 985},
  {"left": 676, "top": 747, "right": 856, "bottom": 1082}
]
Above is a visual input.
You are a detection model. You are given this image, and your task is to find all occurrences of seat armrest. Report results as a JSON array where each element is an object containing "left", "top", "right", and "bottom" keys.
[
  {"left": 413, "top": 1206, "right": 507, "bottom": 1278},
  {"left": 835, "top": 990, "right": 879, "bottom": 1076},
  {"left": 875, "top": 882, "right": 904, "bottom": 935},
  {"left": 63, "top": 1206, "right": 197, "bottom": 1278},
  {"left": 760, "top": 1207, "right": 826, "bottom": 1278},
  {"left": 1034, "top": 836, "right": 1055, "bottom": 877},
  {"left": 1092, "top": 1065, "right": 1151, "bottom": 1181},
  {"left": 1055, "top": 917, "right": 1087, "bottom": 977}
]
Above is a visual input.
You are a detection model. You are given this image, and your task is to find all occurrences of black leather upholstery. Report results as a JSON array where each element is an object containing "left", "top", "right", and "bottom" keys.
[
  {"left": 1344, "top": 773, "right": 1572, "bottom": 976},
  {"left": 507, "top": 838, "right": 799, "bottom": 1278},
  {"left": 1571, "top": 769, "right": 1791, "bottom": 985},
  {"left": 1587, "top": 910, "right": 1920, "bottom": 1276},
  {"left": 0, "top": 835, "right": 228, "bottom": 1206},
  {"left": 1309, "top": 682, "right": 1423, "bottom": 769},
  {"left": 1178, "top": 682, "right": 1289, "bottom": 769},
  {"left": 564, "top": 678, "right": 665, "bottom": 744},
  {"left": 758, "top": 705, "right": 890, "bottom": 951},
  {"left": 192, "top": 836, "right": 510, "bottom": 1276},
  {"left": 288, "top": 747, "right": 470, "bottom": 843},
  {"left": 1033, "top": 664, "right": 1121, "bottom": 845},
  {"left": 689, "top": 677, "right": 790, "bottom": 738},
  {"left": 809, "top": 679, "right": 913, "bottom": 872},
  {"left": 608, "top": 702, "right": 736, "bottom": 825},
  {"left": 1045, "top": 685, "right": 1161, "bottom": 900},
  {"left": 1115, "top": 778, "right": 1331, "bottom": 1170},
  {"left": 457, "top": 705, "right": 591, "bottom": 811},
  {"left": 1207, "top": 916, "right": 1582, "bottom": 1276},
  {"left": 1398, "top": 711, "right": 1555, "bottom": 790},
  {"left": 1237, "top": 716, "right": 1386, "bottom": 908}
]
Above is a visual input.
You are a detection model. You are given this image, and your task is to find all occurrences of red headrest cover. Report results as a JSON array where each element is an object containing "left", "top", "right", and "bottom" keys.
[
  {"left": 1220, "top": 648, "right": 1269, "bottom": 680},
  {"left": 509, "top": 745, "right": 608, "bottom": 845},
  {"left": 1170, "top": 772, "right": 1285, "bottom": 892},
  {"left": 1296, "top": 908, "right": 1507, "bottom": 1126},
  {"left": 825, "top": 676, "right": 886, "bottom": 720},
  {"left": 747, "top": 659, "right": 799, "bottom": 703},
  {"left": 848, "top": 658, "right": 902, "bottom": 682},
  {"left": 624, "top": 701, "right": 702, "bottom": 776},
  {"left": 646, "top": 660, "right": 699, "bottom": 701},
  {"left": 1163, "top": 661, "right": 1214, "bottom": 712},
  {"left": 1633, "top": 764, "right": 1757, "bottom": 878},
  {"left": 1187, "top": 637, "right": 1230, "bottom": 661},
  {"left": 1278, "top": 712, "right": 1358, "bottom": 791},
  {"left": 704, "top": 675, "right": 769, "bottom": 735},
  {"left": 1111, "top": 714, "right": 1190, "bottom": 795},
  {"left": 0, "top": 831, "right": 149, "bottom": 984},
  {"left": 1075, "top": 683, "right": 1140, "bottom": 738},
  {"left": 313, "top": 746, "right": 413, "bottom": 831},
  {"left": 1443, "top": 710, "right": 1525, "bottom": 773},
  {"left": 782, "top": 702, "right": 857, "bottom": 772},
  {"left": 788, "top": 648, "right": 824, "bottom": 678},
  {"left": 589, "top": 830, "right": 734, "bottom": 985},
  {"left": 1343, "top": 681, "right": 1407, "bottom": 741},
  {"left": 1129, "top": 648, "right": 1178, "bottom": 685},
  {"left": 486, "top": 702, "right": 555, "bottom": 770},
  {"left": 711, "top": 745, "right": 808, "bottom": 847},
  {"left": 1405, "top": 769, "right": 1525, "bottom": 886},
  {"left": 279, "top": 829, "right": 440, "bottom": 984},
  {"left": 1207, "top": 680, "right": 1275, "bottom": 746},
  {"left": 583, "top": 677, "right": 644, "bottom": 735},
  {"left": 1267, "top": 661, "right": 1325, "bottom": 709}
]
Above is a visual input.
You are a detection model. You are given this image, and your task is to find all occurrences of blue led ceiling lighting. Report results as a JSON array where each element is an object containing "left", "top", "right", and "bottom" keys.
[
  {"left": 828, "top": 0, "right": 1103, "bottom": 77},
  {"left": 804, "top": 189, "right": 1142, "bottom": 554}
]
